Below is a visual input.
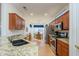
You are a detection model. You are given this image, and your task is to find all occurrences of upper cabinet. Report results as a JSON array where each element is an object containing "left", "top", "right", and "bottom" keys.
[
  {"left": 50, "top": 22, "right": 55, "bottom": 29},
  {"left": 55, "top": 17, "right": 61, "bottom": 24},
  {"left": 62, "top": 11, "right": 69, "bottom": 30},
  {"left": 9, "top": 13, "right": 25, "bottom": 31},
  {"left": 50, "top": 11, "right": 69, "bottom": 31}
]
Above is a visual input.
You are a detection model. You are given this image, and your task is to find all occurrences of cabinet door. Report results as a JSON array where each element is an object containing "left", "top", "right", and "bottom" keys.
[
  {"left": 16, "top": 17, "right": 21, "bottom": 30},
  {"left": 57, "top": 40, "right": 62, "bottom": 56},
  {"left": 55, "top": 19, "right": 58, "bottom": 24},
  {"left": 57, "top": 40, "right": 69, "bottom": 56},
  {"left": 62, "top": 11, "right": 69, "bottom": 30},
  {"left": 9, "top": 13, "right": 16, "bottom": 30},
  {"left": 62, "top": 47, "right": 69, "bottom": 56},
  {"left": 21, "top": 20, "right": 25, "bottom": 29},
  {"left": 57, "top": 44, "right": 62, "bottom": 56},
  {"left": 51, "top": 22, "right": 54, "bottom": 29},
  {"left": 59, "top": 15, "right": 63, "bottom": 22},
  {"left": 49, "top": 24, "right": 52, "bottom": 29},
  {"left": 61, "top": 43, "right": 69, "bottom": 56},
  {"left": 9, "top": 13, "right": 25, "bottom": 30},
  {"left": 55, "top": 17, "right": 61, "bottom": 24}
]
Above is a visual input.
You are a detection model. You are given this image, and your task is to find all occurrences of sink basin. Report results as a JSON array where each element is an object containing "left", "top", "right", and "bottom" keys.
[{"left": 11, "top": 39, "right": 29, "bottom": 46}]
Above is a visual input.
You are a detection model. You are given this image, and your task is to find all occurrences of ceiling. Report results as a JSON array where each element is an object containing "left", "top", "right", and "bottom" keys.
[{"left": 12, "top": 3, "right": 68, "bottom": 17}]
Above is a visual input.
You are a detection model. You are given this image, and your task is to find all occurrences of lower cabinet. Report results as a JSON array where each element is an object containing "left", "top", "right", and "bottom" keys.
[
  {"left": 56, "top": 40, "right": 69, "bottom": 56},
  {"left": 57, "top": 44, "right": 62, "bottom": 56}
]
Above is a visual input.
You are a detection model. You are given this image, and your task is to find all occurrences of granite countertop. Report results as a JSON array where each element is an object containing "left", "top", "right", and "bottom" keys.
[
  {"left": 56, "top": 38, "right": 69, "bottom": 44},
  {"left": 0, "top": 36, "right": 38, "bottom": 56},
  {"left": 0, "top": 42, "right": 38, "bottom": 56},
  {"left": 48, "top": 34, "right": 56, "bottom": 39}
]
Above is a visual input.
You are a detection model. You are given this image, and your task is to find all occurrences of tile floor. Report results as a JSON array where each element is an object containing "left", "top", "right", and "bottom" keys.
[{"left": 32, "top": 39, "right": 55, "bottom": 56}]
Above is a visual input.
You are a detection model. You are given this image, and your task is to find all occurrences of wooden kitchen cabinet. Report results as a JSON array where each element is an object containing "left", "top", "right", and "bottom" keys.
[
  {"left": 55, "top": 18, "right": 58, "bottom": 24},
  {"left": 57, "top": 40, "right": 69, "bottom": 56},
  {"left": 51, "top": 22, "right": 55, "bottom": 30},
  {"left": 9, "top": 13, "right": 25, "bottom": 30},
  {"left": 50, "top": 11, "right": 69, "bottom": 31},
  {"left": 62, "top": 46, "right": 69, "bottom": 56},
  {"left": 15, "top": 15, "right": 22, "bottom": 29},
  {"left": 57, "top": 40, "right": 62, "bottom": 56},
  {"left": 55, "top": 11, "right": 69, "bottom": 30},
  {"left": 55, "top": 15, "right": 62, "bottom": 24},
  {"left": 49, "top": 24, "right": 52, "bottom": 29},
  {"left": 62, "top": 11, "right": 69, "bottom": 30},
  {"left": 57, "top": 44, "right": 62, "bottom": 56}
]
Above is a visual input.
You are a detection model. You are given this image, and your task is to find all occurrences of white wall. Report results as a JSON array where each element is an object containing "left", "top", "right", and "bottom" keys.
[
  {"left": 0, "top": 4, "right": 1, "bottom": 36},
  {"left": 70, "top": 3, "right": 79, "bottom": 56},
  {"left": 0, "top": 3, "right": 1, "bottom": 24},
  {"left": 1, "top": 3, "right": 26, "bottom": 37}
]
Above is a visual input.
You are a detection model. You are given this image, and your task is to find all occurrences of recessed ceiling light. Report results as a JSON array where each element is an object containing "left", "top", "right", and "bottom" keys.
[
  {"left": 30, "top": 13, "right": 34, "bottom": 16},
  {"left": 44, "top": 13, "right": 48, "bottom": 16}
]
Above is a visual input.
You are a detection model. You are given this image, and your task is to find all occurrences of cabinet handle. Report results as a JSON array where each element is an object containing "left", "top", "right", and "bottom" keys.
[{"left": 75, "top": 44, "right": 79, "bottom": 50}]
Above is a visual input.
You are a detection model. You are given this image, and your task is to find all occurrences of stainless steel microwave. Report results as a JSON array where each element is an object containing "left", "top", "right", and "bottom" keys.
[
  {"left": 54, "top": 22, "right": 63, "bottom": 31},
  {"left": 54, "top": 23, "right": 62, "bottom": 31}
]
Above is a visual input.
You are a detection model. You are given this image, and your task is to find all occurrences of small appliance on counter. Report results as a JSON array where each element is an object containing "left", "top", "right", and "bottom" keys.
[{"left": 54, "top": 31, "right": 69, "bottom": 38}]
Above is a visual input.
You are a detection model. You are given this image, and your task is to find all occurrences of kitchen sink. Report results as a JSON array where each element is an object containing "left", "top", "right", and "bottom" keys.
[{"left": 11, "top": 39, "right": 29, "bottom": 46}]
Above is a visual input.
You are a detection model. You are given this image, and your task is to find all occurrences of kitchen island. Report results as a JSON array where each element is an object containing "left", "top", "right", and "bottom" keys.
[{"left": 0, "top": 37, "right": 38, "bottom": 56}]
